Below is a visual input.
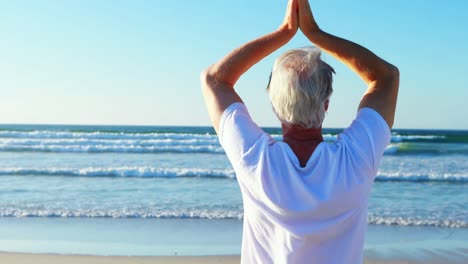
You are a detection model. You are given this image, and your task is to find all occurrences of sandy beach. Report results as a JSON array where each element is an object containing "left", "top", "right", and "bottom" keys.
[
  {"left": 1, "top": 252, "right": 467, "bottom": 264},
  {"left": 0, "top": 218, "right": 467, "bottom": 264},
  {"left": 0, "top": 253, "right": 240, "bottom": 264}
]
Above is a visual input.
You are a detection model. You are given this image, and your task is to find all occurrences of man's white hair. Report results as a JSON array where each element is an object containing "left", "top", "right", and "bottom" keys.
[{"left": 267, "top": 47, "right": 335, "bottom": 128}]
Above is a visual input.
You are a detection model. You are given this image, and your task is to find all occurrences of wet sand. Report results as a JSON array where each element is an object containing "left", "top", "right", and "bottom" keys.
[{"left": 1, "top": 252, "right": 467, "bottom": 264}]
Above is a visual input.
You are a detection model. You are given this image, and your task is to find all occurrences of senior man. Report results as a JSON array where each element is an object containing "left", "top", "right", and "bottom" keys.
[{"left": 201, "top": 0, "right": 399, "bottom": 263}]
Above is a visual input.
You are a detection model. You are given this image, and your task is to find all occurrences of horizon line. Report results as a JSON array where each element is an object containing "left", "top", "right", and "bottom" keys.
[{"left": 0, "top": 123, "right": 466, "bottom": 132}]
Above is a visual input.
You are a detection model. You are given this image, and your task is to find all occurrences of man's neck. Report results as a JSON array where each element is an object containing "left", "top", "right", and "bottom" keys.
[{"left": 282, "top": 123, "right": 324, "bottom": 167}]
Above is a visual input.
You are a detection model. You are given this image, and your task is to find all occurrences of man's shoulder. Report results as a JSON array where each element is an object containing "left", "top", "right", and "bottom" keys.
[{"left": 334, "top": 107, "right": 392, "bottom": 173}]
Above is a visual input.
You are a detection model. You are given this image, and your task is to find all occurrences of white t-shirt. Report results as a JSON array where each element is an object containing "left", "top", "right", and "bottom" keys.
[{"left": 219, "top": 103, "right": 391, "bottom": 264}]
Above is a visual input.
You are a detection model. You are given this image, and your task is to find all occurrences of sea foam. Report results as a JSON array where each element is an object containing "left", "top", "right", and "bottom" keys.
[
  {"left": 0, "top": 167, "right": 235, "bottom": 178},
  {"left": 0, "top": 208, "right": 465, "bottom": 228}
]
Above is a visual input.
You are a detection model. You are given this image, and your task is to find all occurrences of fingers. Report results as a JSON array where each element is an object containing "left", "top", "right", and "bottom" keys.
[
  {"left": 291, "top": 0, "right": 299, "bottom": 11},
  {"left": 298, "top": 0, "right": 319, "bottom": 32},
  {"left": 282, "top": 0, "right": 299, "bottom": 31},
  {"left": 290, "top": 0, "right": 299, "bottom": 20},
  {"left": 298, "top": 0, "right": 310, "bottom": 13},
  {"left": 291, "top": 0, "right": 299, "bottom": 17},
  {"left": 287, "top": 0, "right": 299, "bottom": 15},
  {"left": 286, "top": 0, "right": 294, "bottom": 16}
]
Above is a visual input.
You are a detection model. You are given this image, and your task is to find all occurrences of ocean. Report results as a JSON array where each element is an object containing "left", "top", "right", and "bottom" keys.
[{"left": 0, "top": 125, "right": 467, "bottom": 257}]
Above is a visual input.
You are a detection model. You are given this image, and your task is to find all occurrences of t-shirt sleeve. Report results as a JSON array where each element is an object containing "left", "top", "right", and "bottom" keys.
[
  {"left": 218, "top": 102, "right": 265, "bottom": 167},
  {"left": 339, "top": 107, "right": 391, "bottom": 173}
]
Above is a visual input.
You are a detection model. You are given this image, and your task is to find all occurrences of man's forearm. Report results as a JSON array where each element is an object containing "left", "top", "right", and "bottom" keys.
[
  {"left": 206, "top": 28, "right": 294, "bottom": 87},
  {"left": 304, "top": 29, "right": 397, "bottom": 84}
]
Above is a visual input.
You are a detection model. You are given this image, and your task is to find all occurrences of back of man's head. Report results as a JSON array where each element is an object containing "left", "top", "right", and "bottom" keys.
[{"left": 267, "top": 47, "right": 335, "bottom": 128}]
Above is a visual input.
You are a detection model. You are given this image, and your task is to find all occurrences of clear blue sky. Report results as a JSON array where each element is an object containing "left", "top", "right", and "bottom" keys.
[{"left": 0, "top": 0, "right": 467, "bottom": 129}]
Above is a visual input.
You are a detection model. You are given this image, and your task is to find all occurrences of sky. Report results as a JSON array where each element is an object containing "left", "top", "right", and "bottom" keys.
[{"left": 0, "top": 0, "right": 467, "bottom": 129}]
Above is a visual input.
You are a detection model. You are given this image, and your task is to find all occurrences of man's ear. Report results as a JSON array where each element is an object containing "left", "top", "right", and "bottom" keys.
[{"left": 325, "top": 99, "right": 329, "bottom": 111}]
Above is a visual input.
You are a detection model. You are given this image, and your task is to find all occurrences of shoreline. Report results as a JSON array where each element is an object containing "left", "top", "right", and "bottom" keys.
[
  {"left": 0, "top": 218, "right": 467, "bottom": 263},
  {"left": 0, "top": 253, "right": 239, "bottom": 264},
  {"left": 1, "top": 252, "right": 467, "bottom": 264}
]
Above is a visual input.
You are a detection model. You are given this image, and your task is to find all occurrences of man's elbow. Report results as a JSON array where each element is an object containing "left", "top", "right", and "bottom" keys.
[
  {"left": 384, "top": 63, "right": 400, "bottom": 82},
  {"left": 390, "top": 64, "right": 399, "bottom": 79},
  {"left": 200, "top": 66, "right": 211, "bottom": 84},
  {"left": 373, "top": 63, "right": 399, "bottom": 89},
  {"left": 200, "top": 66, "right": 216, "bottom": 91},
  {"left": 200, "top": 66, "right": 234, "bottom": 93},
  {"left": 367, "top": 63, "right": 399, "bottom": 86}
]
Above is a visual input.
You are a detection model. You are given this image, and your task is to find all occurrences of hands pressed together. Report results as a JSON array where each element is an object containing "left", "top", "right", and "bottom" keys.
[{"left": 279, "top": 0, "right": 320, "bottom": 39}]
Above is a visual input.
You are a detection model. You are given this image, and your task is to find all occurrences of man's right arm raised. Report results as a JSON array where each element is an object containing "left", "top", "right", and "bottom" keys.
[{"left": 298, "top": 0, "right": 399, "bottom": 128}]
